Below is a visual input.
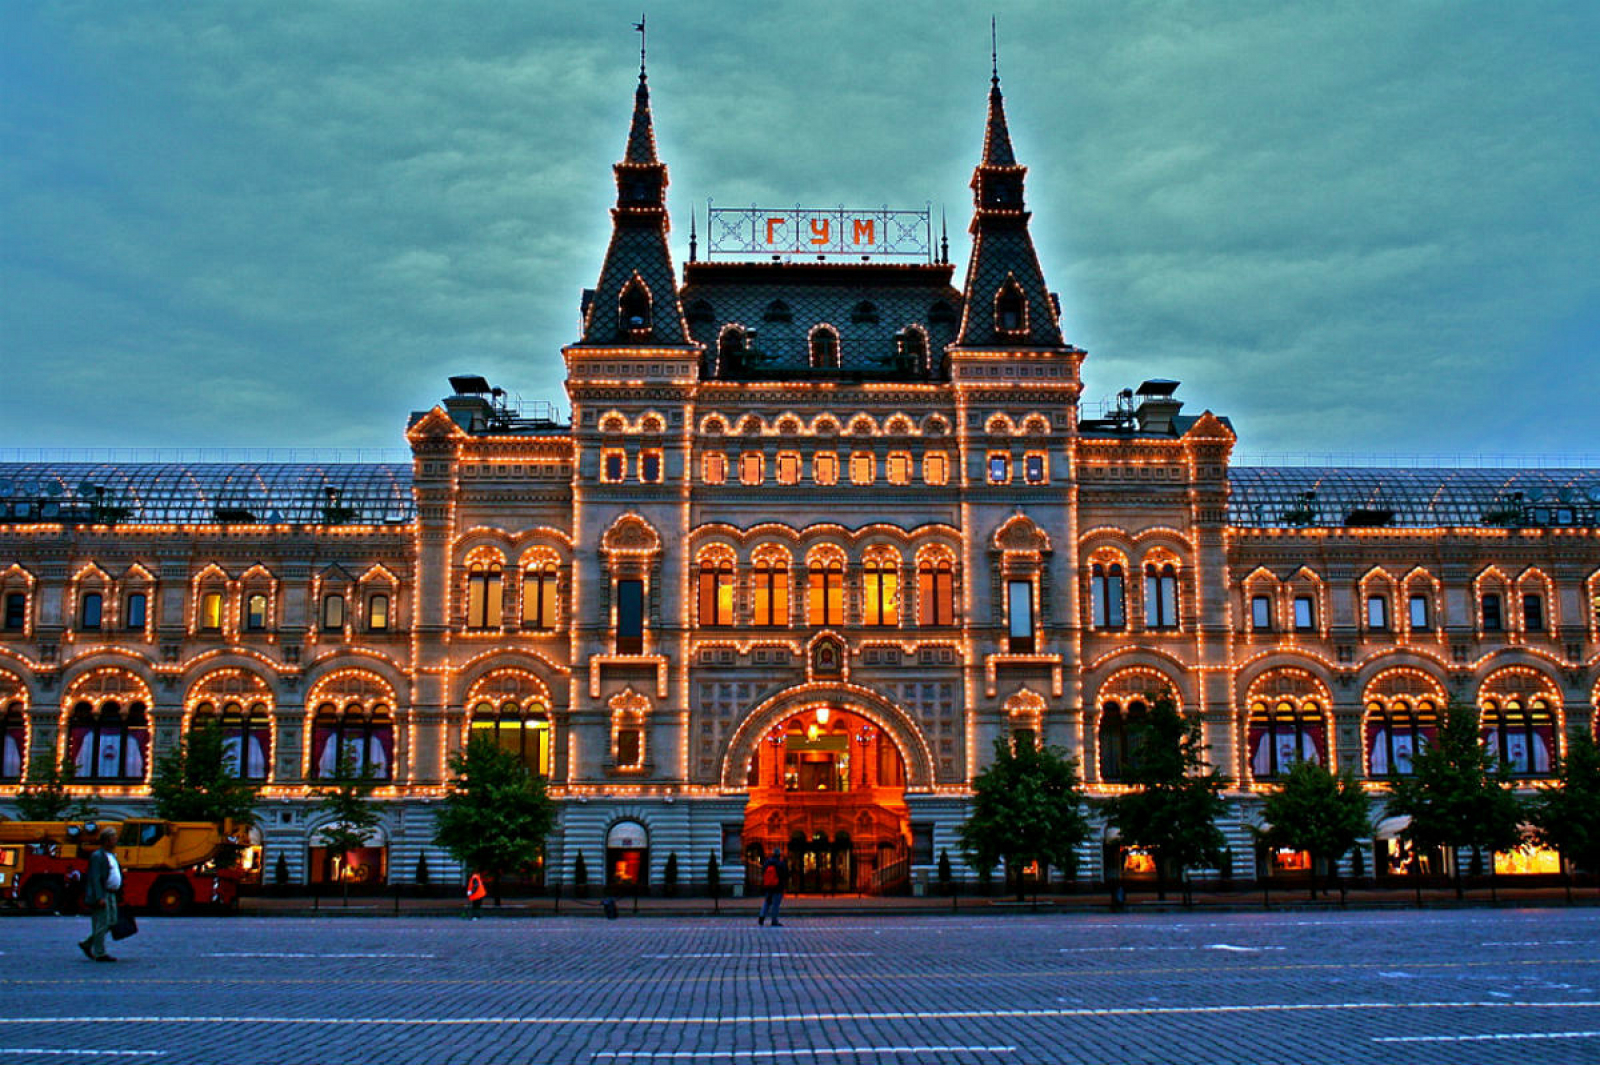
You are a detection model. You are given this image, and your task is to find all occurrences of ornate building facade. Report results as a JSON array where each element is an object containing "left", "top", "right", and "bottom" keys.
[{"left": 3, "top": 67, "right": 1598, "bottom": 890}]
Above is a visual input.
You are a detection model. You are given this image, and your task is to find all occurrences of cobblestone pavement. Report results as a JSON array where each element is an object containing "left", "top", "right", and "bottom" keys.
[{"left": 1, "top": 908, "right": 1596, "bottom": 1064}]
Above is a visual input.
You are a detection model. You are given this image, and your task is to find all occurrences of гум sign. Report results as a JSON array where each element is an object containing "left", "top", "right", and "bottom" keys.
[{"left": 706, "top": 205, "right": 932, "bottom": 260}]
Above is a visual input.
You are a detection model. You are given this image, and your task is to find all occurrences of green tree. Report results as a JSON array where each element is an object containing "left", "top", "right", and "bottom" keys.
[
  {"left": 1528, "top": 730, "right": 1600, "bottom": 877},
  {"left": 705, "top": 851, "right": 720, "bottom": 899},
  {"left": 1261, "top": 760, "right": 1370, "bottom": 898},
  {"left": 1385, "top": 700, "right": 1524, "bottom": 898},
  {"left": 150, "top": 721, "right": 261, "bottom": 828},
  {"left": 15, "top": 755, "right": 97, "bottom": 822},
  {"left": 311, "top": 751, "right": 382, "bottom": 903},
  {"left": 959, "top": 735, "right": 1089, "bottom": 900},
  {"left": 1103, "top": 694, "right": 1229, "bottom": 900},
  {"left": 432, "top": 734, "right": 555, "bottom": 905}
]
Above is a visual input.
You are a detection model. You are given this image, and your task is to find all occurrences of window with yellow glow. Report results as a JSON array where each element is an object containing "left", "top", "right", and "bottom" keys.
[
  {"left": 886, "top": 452, "right": 912, "bottom": 485},
  {"left": 739, "top": 452, "right": 763, "bottom": 486},
  {"left": 200, "top": 591, "right": 223, "bottom": 633},
  {"left": 321, "top": 593, "right": 345, "bottom": 632},
  {"left": 807, "top": 560, "right": 844, "bottom": 626},
  {"left": 752, "top": 556, "right": 789, "bottom": 626},
  {"left": 697, "top": 556, "right": 736, "bottom": 627},
  {"left": 470, "top": 700, "right": 550, "bottom": 777},
  {"left": 863, "top": 555, "right": 900, "bottom": 626},
  {"left": 849, "top": 452, "right": 875, "bottom": 485},
  {"left": 702, "top": 451, "right": 727, "bottom": 484},
  {"left": 813, "top": 451, "right": 839, "bottom": 486},
  {"left": 776, "top": 452, "right": 802, "bottom": 485},
  {"left": 522, "top": 566, "right": 558, "bottom": 630},
  {"left": 466, "top": 562, "right": 502, "bottom": 630},
  {"left": 917, "top": 557, "right": 954, "bottom": 626},
  {"left": 366, "top": 594, "right": 389, "bottom": 632},
  {"left": 923, "top": 452, "right": 949, "bottom": 486}
]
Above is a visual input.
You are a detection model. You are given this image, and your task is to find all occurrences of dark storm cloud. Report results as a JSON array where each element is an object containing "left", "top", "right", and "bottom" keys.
[{"left": 2, "top": 1, "right": 1596, "bottom": 458}]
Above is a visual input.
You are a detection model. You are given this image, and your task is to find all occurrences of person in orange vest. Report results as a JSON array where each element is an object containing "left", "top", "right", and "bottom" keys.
[{"left": 465, "top": 871, "right": 487, "bottom": 919}]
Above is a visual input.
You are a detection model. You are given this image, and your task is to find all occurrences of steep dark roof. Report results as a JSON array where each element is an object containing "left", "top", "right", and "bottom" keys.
[{"left": 1228, "top": 467, "right": 1600, "bottom": 529}]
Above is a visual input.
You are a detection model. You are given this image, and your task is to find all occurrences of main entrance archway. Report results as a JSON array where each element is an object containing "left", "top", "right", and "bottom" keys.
[{"left": 742, "top": 706, "right": 911, "bottom": 894}]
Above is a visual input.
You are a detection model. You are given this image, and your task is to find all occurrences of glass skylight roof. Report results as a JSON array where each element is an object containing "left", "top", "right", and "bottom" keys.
[
  {"left": 1228, "top": 467, "right": 1600, "bottom": 529},
  {"left": 0, "top": 463, "right": 415, "bottom": 525}
]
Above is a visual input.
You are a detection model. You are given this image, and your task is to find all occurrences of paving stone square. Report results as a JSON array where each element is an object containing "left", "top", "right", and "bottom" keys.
[{"left": 1, "top": 908, "right": 1596, "bottom": 1064}]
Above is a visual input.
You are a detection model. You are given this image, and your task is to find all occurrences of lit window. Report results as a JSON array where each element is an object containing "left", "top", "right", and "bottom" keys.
[
  {"left": 807, "top": 561, "right": 844, "bottom": 626},
  {"left": 1293, "top": 595, "right": 1315, "bottom": 631},
  {"left": 124, "top": 593, "right": 146, "bottom": 631},
  {"left": 1007, "top": 580, "right": 1034, "bottom": 652},
  {"left": 813, "top": 452, "right": 838, "bottom": 485},
  {"left": 917, "top": 558, "right": 955, "bottom": 626},
  {"left": 1366, "top": 595, "right": 1389, "bottom": 632},
  {"left": 1144, "top": 564, "right": 1178, "bottom": 630},
  {"left": 367, "top": 594, "right": 389, "bottom": 632},
  {"left": 739, "top": 452, "right": 763, "bottom": 486},
  {"left": 697, "top": 557, "right": 735, "bottom": 627},
  {"left": 322, "top": 593, "right": 346, "bottom": 632},
  {"left": 1480, "top": 697, "right": 1555, "bottom": 776},
  {"left": 702, "top": 451, "right": 727, "bottom": 484},
  {"left": 1522, "top": 594, "right": 1544, "bottom": 632},
  {"left": 776, "top": 452, "right": 802, "bottom": 485},
  {"left": 602, "top": 450, "right": 625, "bottom": 483},
  {"left": 1091, "top": 565, "right": 1126, "bottom": 630},
  {"left": 987, "top": 452, "right": 1009, "bottom": 484},
  {"left": 1481, "top": 592, "right": 1503, "bottom": 632},
  {"left": 887, "top": 452, "right": 913, "bottom": 485},
  {"left": 863, "top": 556, "right": 900, "bottom": 626},
  {"left": 191, "top": 700, "right": 271, "bottom": 781},
  {"left": 617, "top": 579, "right": 645, "bottom": 654},
  {"left": 200, "top": 591, "right": 224, "bottom": 633},
  {"left": 245, "top": 593, "right": 268, "bottom": 632},
  {"left": 1408, "top": 594, "right": 1429, "bottom": 630},
  {"left": 4, "top": 592, "right": 26, "bottom": 630},
  {"left": 753, "top": 559, "right": 790, "bottom": 626},
  {"left": 639, "top": 450, "right": 662, "bottom": 484},
  {"left": 923, "top": 452, "right": 949, "bottom": 486},
  {"left": 311, "top": 702, "right": 394, "bottom": 780},
  {"left": 80, "top": 592, "right": 103, "bottom": 631},
  {"left": 850, "top": 452, "right": 875, "bottom": 485},
  {"left": 466, "top": 563, "right": 502, "bottom": 630},
  {"left": 2, "top": 701, "right": 26, "bottom": 781},
  {"left": 68, "top": 700, "right": 150, "bottom": 782},
  {"left": 1248, "top": 700, "right": 1326, "bottom": 779},
  {"left": 1366, "top": 699, "right": 1438, "bottom": 777},
  {"left": 1024, "top": 452, "right": 1047, "bottom": 484},
  {"left": 1250, "top": 594, "right": 1272, "bottom": 631},
  {"left": 522, "top": 566, "right": 558, "bottom": 630},
  {"left": 471, "top": 699, "right": 551, "bottom": 777},
  {"left": 619, "top": 280, "right": 652, "bottom": 334}
]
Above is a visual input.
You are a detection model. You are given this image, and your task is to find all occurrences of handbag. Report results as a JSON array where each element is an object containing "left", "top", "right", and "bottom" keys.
[{"left": 111, "top": 910, "right": 139, "bottom": 941}]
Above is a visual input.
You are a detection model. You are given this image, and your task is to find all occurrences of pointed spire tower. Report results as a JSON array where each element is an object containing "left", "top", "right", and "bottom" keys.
[
  {"left": 953, "top": 41, "right": 1065, "bottom": 350},
  {"left": 574, "top": 34, "right": 690, "bottom": 347}
]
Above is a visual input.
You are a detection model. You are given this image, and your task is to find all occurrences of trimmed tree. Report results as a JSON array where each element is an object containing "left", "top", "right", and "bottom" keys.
[
  {"left": 311, "top": 751, "right": 382, "bottom": 903},
  {"left": 1385, "top": 700, "right": 1524, "bottom": 898},
  {"left": 1103, "top": 694, "right": 1229, "bottom": 900},
  {"left": 15, "top": 755, "right": 98, "bottom": 822},
  {"left": 959, "top": 735, "right": 1090, "bottom": 901},
  {"left": 706, "top": 852, "right": 721, "bottom": 899},
  {"left": 1261, "top": 760, "right": 1370, "bottom": 898},
  {"left": 150, "top": 721, "right": 261, "bottom": 829},
  {"left": 1528, "top": 730, "right": 1600, "bottom": 877},
  {"left": 432, "top": 734, "right": 555, "bottom": 905}
]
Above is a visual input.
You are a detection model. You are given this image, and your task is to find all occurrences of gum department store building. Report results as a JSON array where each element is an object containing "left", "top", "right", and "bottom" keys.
[{"left": 3, "top": 65, "right": 1598, "bottom": 891}]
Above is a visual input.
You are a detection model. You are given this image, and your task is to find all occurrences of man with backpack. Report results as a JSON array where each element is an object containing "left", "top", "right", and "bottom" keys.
[{"left": 757, "top": 849, "right": 788, "bottom": 926}]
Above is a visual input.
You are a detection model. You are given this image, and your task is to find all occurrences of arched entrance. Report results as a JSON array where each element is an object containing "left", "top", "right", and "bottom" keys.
[{"left": 742, "top": 706, "right": 911, "bottom": 894}]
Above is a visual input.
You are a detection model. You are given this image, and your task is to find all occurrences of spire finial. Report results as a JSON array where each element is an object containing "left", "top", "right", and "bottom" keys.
[
  {"left": 689, "top": 207, "right": 698, "bottom": 262},
  {"left": 940, "top": 207, "right": 949, "bottom": 264},
  {"left": 991, "top": 16, "right": 999, "bottom": 87},
  {"left": 634, "top": 14, "right": 647, "bottom": 80}
]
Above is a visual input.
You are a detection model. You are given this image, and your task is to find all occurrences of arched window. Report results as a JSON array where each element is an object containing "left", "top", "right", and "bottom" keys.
[
  {"left": 807, "top": 555, "right": 845, "bottom": 626},
  {"left": 851, "top": 301, "right": 879, "bottom": 324},
  {"left": 312, "top": 701, "right": 394, "bottom": 780},
  {"left": 995, "top": 282, "right": 1026, "bottom": 334},
  {"left": 470, "top": 698, "right": 551, "bottom": 777},
  {"left": 619, "top": 279, "right": 652, "bottom": 334},
  {"left": 191, "top": 700, "right": 272, "bottom": 781},
  {"left": 1, "top": 698, "right": 25, "bottom": 781},
  {"left": 862, "top": 549, "right": 900, "bottom": 627},
  {"left": 366, "top": 593, "right": 390, "bottom": 632},
  {"left": 896, "top": 328, "right": 927, "bottom": 365},
  {"left": 1247, "top": 700, "right": 1325, "bottom": 779},
  {"left": 80, "top": 592, "right": 103, "bottom": 631},
  {"left": 1144, "top": 562, "right": 1179, "bottom": 630},
  {"left": 466, "top": 559, "right": 503, "bottom": 630},
  {"left": 1097, "top": 699, "right": 1148, "bottom": 783},
  {"left": 1090, "top": 562, "right": 1126, "bottom": 629},
  {"left": 687, "top": 299, "right": 714, "bottom": 324},
  {"left": 697, "top": 550, "right": 736, "bottom": 627},
  {"left": 917, "top": 553, "right": 955, "bottom": 626},
  {"left": 1480, "top": 698, "right": 1556, "bottom": 776},
  {"left": 928, "top": 300, "right": 957, "bottom": 325},
  {"left": 1365, "top": 699, "right": 1439, "bottom": 777},
  {"left": 752, "top": 549, "right": 790, "bottom": 627},
  {"left": 521, "top": 561, "right": 559, "bottom": 630},
  {"left": 70, "top": 700, "right": 149, "bottom": 782},
  {"left": 763, "top": 300, "right": 791, "bottom": 323},
  {"left": 810, "top": 327, "right": 840, "bottom": 370},
  {"left": 718, "top": 327, "right": 746, "bottom": 365}
]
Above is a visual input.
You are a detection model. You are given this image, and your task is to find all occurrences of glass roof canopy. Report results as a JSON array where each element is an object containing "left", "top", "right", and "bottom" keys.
[
  {"left": 0, "top": 463, "right": 415, "bottom": 526},
  {"left": 1228, "top": 467, "right": 1600, "bottom": 529}
]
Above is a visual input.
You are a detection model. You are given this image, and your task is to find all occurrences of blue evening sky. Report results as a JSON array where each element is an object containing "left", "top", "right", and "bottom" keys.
[{"left": 2, "top": 1, "right": 1596, "bottom": 461}]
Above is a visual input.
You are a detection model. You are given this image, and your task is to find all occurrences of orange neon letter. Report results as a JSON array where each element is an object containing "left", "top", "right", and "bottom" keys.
[
  {"left": 810, "top": 218, "right": 831, "bottom": 245},
  {"left": 766, "top": 217, "right": 785, "bottom": 244},
  {"left": 852, "top": 219, "right": 875, "bottom": 245}
]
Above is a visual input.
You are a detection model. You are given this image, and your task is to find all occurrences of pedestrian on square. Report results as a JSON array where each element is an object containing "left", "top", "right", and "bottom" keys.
[
  {"left": 465, "top": 871, "right": 487, "bottom": 919},
  {"left": 77, "top": 827, "right": 122, "bottom": 963},
  {"left": 757, "top": 850, "right": 788, "bottom": 927}
]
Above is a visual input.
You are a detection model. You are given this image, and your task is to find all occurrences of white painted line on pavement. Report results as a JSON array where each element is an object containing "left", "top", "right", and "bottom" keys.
[
  {"left": 1374, "top": 1031, "right": 1600, "bottom": 1044},
  {"left": 0, "top": 1052, "right": 165, "bottom": 1058},
  {"left": 641, "top": 952, "right": 875, "bottom": 959},
  {"left": 1479, "top": 940, "right": 1580, "bottom": 947},
  {"left": 592, "top": 1048, "right": 1014, "bottom": 1059},
  {"left": 3, "top": 1001, "right": 1596, "bottom": 1028},
  {"left": 1204, "top": 944, "right": 1286, "bottom": 953},
  {"left": 206, "top": 952, "right": 437, "bottom": 959}
]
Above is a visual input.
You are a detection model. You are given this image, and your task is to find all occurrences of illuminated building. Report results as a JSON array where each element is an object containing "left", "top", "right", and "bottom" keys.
[{"left": 2, "top": 61, "right": 1597, "bottom": 891}]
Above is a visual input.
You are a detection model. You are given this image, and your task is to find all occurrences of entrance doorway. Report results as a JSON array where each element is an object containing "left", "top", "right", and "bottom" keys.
[{"left": 742, "top": 707, "right": 911, "bottom": 894}]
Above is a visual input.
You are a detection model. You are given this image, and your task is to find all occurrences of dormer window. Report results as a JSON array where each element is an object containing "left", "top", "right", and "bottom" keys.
[
  {"left": 929, "top": 301, "right": 957, "bottom": 325},
  {"left": 896, "top": 328, "right": 927, "bottom": 366},
  {"left": 687, "top": 299, "right": 714, "bottom": 324},
  {"left": 718, "top": 327, "right": 745, "bottom": 364},
  {"left": 619, "top": 280, "right": 652, "bottom": 336},
  {"left": 810, "top": 327, "right": 839, "bottom": 369},
  {"left": 996, "top": 282, "right": 1027, "bottom": 335},
  {"left": 763, "top": 300, "right": 791, "bottom": 323},
  {"left": 851, "top": 301, "right": 878, "bottom": 324}
]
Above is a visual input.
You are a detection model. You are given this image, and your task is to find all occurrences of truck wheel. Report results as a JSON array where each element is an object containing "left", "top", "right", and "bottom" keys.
[
  {"left": 153, "top": 879, "right": 193, "bottom": 916},
  {"left": 26, "top": 879, "right": 63, "bottom": 914}
]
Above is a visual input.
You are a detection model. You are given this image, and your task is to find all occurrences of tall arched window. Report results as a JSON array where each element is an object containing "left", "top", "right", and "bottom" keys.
[
  {"left": 466, "top": 559, "right": 503, "bottom": 630},
  {"left": 619, "top": 278, "right": 652, "bottom": 334},
  {"left": 1247, "top": 700, "right": 1325, "bottom": 779},
  {"left": 470, "top": 698, "right": 551, "bottom": 777},
  {"left": 697, "top": 550, "right": 736, "bottom": 627},
  {"left": 70, "top": 700, "right": 150, "bottom": 782},
  {"left": 807, "top": 554, "right": 845, "bottom": 626},
  {"left": 810, "top": 327, "right": 840, "bottom": 369},
  {"left": 917, "top": 553, "right": 955, "bottom": 626},
  {"left": 862, "top": 549, "right": 900, "bottom": 627},
  {"left": 1480, "top": 698, "right": 1555, "bottom": 776},
  {"left": 1097, "top": 699, "right": 1148, "bottom": 783},
  {"left": 1090, "top": 562, "right": 1126, "bottom": 629},
  {"left": 191, "top": 700, "right": 272, "bottom": 781},
  {"left": 995, "top": 281, "right": 1026, "bottom": 334},
  {"left": 1144, "top": 562, "right": 1179, "bottom": 630},
  {"left": 1365, "top": 699, "right": 1438, "bottom": 777},
  {"left": 312, "top": 702, "right": 394, "bottom": 780},
  {"left": 1, "top": 698, "right": 25, "bottom": 781},
  {"left": 521, "top": 561, "right": 559, "bottom": 630},
  {"left": 717, "top": 327, "right": 745, "bottom": 368},
  {"left": 752, "top": 549, "right": 790, "bottom": 627}
]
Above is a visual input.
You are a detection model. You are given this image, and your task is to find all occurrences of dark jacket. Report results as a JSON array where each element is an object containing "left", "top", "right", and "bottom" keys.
[{"left": 84, "top": 848, "right": 115, "bottom": 906}]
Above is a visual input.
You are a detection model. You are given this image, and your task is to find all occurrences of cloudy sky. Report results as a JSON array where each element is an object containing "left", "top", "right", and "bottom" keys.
[{"left": 3, "top": 1, "right": 1597, "bottom": 462}]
